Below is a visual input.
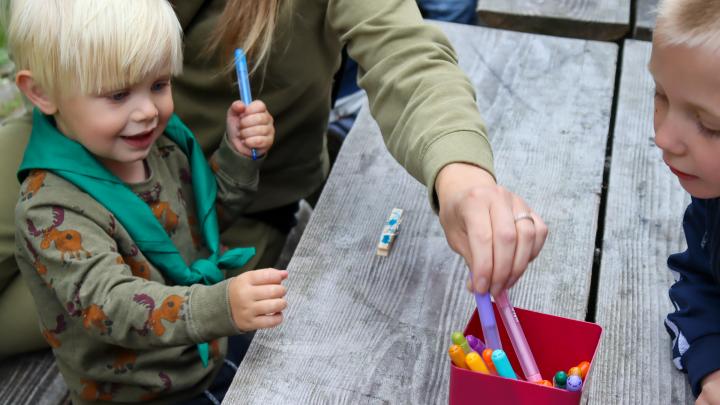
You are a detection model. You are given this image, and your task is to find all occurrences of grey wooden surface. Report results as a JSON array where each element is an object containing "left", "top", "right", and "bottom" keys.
[
  {"left": 0, "top": 350, "right": 68, "bottom": 405},
  {"left": 589, "top": 40, "right": 693, "bottom": 404},
  {"left": 476, "top": 0, "right": 630, "bottom": 41},
  {"left": 224, "top": 21, "right": 617, "bottom": 404},
  {"left": 634, "top": 0, "right": 658, "bottom": 40}
]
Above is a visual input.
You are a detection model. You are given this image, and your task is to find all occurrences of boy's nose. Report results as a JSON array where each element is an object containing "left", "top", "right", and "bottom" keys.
[
  {"left": 131, "top": 98, "right": 159, "bottom": 122},
  {"left": 654, "top": 116, "right": 686, "bottom": 155}
]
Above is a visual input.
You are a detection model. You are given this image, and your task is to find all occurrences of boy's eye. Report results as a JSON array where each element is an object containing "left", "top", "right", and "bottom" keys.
[
  {"left": 696, "top": 115, "right": 720, "bottom": 138},
  {"left": 151, "top": 81, "right": 169, "bottom": 92},
  {"left": 108, "top": 91, "right": 129, "bottom": 102}
]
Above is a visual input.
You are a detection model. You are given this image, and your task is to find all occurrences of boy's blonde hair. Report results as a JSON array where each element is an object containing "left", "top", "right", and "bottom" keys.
[
  {"left": 7, "top": 0, "right": 183, "bottom": 98},
  {"left": 655, "top": 0, "right": 720, "bottom": 52}
]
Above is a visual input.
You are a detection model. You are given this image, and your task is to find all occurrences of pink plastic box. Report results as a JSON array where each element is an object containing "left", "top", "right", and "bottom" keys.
[{"left": 449, "top": 304, "right": 602, "bottom": 405}]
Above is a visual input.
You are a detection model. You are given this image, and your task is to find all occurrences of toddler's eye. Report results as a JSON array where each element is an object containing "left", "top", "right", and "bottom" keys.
[
  {"left": 152, "top": 81, "right": 169, "bottom": 92},
  {"left": 108, "top": 91, "right": 128, "bottom": 102},
  {"left": 697, "top": 119, "right": 720, "bottom": 138}
]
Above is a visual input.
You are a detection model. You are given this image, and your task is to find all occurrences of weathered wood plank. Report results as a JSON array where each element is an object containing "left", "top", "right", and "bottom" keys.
[
  {"left": 634, "top": 0, "right": 658, "bottom": 40},
  {"left": 589, "top": 40, "right": 694, "bottom": 404},
  {"left": 224, "top": 21, "right": 617, "bottom": 404},
  {"left": 476, "top": 0, "right": 630, "bottom": 41},
  {"left": 0, "top": 351, "right": 67, "bottom": 405}
]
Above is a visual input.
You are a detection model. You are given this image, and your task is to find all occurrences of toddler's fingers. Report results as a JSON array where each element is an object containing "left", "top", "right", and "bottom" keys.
[
  {"left": 246, "top": 100, "right": 268, "bottom": 114},
  {"left": 253, "top": 313, "right": 284, "bottom": 329},
  {"left": 240, "top": 112, "right": 273, "bottom": 128},
  {"left": 253, "top": 298, "right": 287, "bottom": 316},
  {"left": 230, "top": 100, "right": 247, "bottom": 114},
  {"left": 249, "top": 268, "right": 288, "bottom": 286},
  {"left": 251, "top": 284, "right": 287, "bottom": 301},
  {"left": 243, "top": 135, "right": 272, "bottom": 150},
  {"left": 239, "top": 126, "right": 273, "bottom": 140}
]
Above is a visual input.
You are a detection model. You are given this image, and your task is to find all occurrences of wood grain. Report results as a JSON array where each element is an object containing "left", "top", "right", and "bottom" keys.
[
  {"left": 0, "top": 350, "right": 67, "bottom": 405},
  {"left": 634, "top": 0, "right": 658, "bottom": 40},
  {"left": 588, "top": 39, "right": 694, "bottom": 404},
  {"left": 224, "top": 21, "right": 617, "bottom": 404},
  {"left": 476, "top": 0, "right": 630, "bottom": 41}
]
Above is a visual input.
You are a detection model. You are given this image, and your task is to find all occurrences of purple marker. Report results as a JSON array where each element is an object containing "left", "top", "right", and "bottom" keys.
[
  {"left": 465, "top": 334, "right": 485, "bottom": 353},
  {"left": 475, "top": 293, "right": 502, "bottom": 350}
]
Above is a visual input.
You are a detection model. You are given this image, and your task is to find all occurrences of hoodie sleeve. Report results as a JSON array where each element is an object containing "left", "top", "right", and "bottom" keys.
[{"left": 665, "top": 198, "right": 720, "bottom": 397}]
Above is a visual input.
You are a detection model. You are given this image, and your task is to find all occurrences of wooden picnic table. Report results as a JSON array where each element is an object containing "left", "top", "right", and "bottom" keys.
[
  {"left": 223, "top": 21, "right": 695, "bottom": 404},
  {"left": 476, "top": 0, "right": 631, "bottom": 41}
]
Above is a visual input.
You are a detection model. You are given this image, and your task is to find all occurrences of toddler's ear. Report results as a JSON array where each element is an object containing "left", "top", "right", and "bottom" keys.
[{"left": 15, "top": 70, "right": 58, "bottom": 115}]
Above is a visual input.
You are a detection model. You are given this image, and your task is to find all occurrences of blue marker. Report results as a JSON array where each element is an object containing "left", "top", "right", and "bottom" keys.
[
  {"left": 234, "top": 48, "right": 257, "bottom": 160},
  {"left": 491, "top": 349, "right": 517, "bottom": 380}
]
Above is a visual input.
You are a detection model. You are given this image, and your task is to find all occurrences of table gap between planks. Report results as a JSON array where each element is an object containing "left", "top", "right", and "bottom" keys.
[
  {"left": 634, "top": 0, "right": 659, "bottom": 40},
  {"left": 224, "top": 20, "right": 616, "bottom": 404},
  {"left": 475, "top": 0, "right": 631, "bottom": 41}
]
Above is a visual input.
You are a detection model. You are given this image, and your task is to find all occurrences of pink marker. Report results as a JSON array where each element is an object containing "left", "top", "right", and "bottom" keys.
[{"left": 495, "top": 291, "right": 541, "bottom": 382}]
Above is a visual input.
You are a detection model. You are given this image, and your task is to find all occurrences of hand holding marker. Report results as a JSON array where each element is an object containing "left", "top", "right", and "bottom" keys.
[{"left": 234, "top": 48, "right": 258, "bottom": 160}]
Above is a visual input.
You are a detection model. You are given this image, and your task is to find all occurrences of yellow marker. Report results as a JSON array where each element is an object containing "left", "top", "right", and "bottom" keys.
[
  {"left": 465, "top": 352, "right": 490, "bottom": 374},
  {"left": 448, "top": 345, "right": 468, "bottom": 369}
]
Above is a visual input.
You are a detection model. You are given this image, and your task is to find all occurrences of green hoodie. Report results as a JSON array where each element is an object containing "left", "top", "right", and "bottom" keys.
[{"left": 172, "top": 0, "right": 494, "bottom": 212}]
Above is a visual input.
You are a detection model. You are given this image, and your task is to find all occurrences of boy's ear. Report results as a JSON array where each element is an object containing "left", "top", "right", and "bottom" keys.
[{"left": 15, "top": 70, "right": 58, "bottom": 115}]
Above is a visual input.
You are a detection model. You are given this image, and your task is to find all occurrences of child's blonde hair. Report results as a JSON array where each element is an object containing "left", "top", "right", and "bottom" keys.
[
  {"left": 655, "top": 0, "right": 720, "bottom": 52},
  {"left": 7, "top": 0, "right": 183, "bottom": 98}
]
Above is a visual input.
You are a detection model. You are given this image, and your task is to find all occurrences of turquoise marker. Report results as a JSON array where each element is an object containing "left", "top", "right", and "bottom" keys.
[
  {"left": 233, "top": 48, "right": 257, "bottom": 160},
  {"left": 491, "top": 349, "right": 517, "bottom": 380}
]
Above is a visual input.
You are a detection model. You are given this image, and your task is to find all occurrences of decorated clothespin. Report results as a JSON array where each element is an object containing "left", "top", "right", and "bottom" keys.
[{"left": 377, "top": 208, "right": 403, "bottom": 256}]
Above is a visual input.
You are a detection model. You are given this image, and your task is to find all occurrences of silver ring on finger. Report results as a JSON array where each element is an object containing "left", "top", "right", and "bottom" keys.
[{"left": 513, "top": 212, "right": 534, "bottom": 224}]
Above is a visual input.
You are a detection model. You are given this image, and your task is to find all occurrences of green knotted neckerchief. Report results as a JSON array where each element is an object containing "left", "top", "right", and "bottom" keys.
[{"left": 18, "top": 108, "right": 255, "bottom": 367}]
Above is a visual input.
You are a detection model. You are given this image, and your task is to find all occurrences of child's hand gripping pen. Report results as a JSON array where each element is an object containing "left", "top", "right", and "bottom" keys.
[
  {"left": 234, "top": 48, "right": 258, "bottom": 160},
  {"left": 475, "top": 292, "right": 502, "bottom": 350},
  {"left": 495, "top": 291, "right": 541, "bottom": 382}
]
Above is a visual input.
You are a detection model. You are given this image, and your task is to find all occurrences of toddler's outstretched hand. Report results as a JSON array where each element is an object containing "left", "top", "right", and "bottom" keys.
[
  {"left": 226, "top": 100, "right": 275, "bottom": 157},
  {"left": 228, "top": 268, "right": 288, "bottom": 332},
  {"left": 698, "top": 370, "right": 720, "bottom": 405}
]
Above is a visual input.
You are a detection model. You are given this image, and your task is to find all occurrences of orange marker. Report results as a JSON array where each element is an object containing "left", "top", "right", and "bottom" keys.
[
  {"left": 578, "top": 361, "right": 590, "bottom": 379},
  {"left": 536, "top": 379, "right": 553, "bottom": 387},
  {"left": 449, "top": 345, "right": 468, "bottom": 369},
  {"left": 568, "top": 366, "right": 582, "bottom": 379},
  {"left": 465, "top": 352, "right": 490, "bottom": 374},
  {"left": 481, "top": 348, "right": 498, "bottom": 375}
]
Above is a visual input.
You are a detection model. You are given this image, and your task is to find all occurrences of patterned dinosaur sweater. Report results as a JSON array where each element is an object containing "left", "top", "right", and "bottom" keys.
[{"left": 14, "top": 132, "right": 261, "bottom": 404}]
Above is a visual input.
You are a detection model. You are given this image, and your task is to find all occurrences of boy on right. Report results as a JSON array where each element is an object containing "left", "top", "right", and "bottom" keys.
[{"left": 651, "top": 0, "right": 720, "bottom": 402}]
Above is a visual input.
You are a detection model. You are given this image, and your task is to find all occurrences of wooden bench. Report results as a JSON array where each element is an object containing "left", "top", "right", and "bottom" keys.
[
  {"left": 0, "top": 350, "right": 68, "bottom": 405},
  {"left": 476, "top": 0, "right": 631, "bottom": 41}
]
